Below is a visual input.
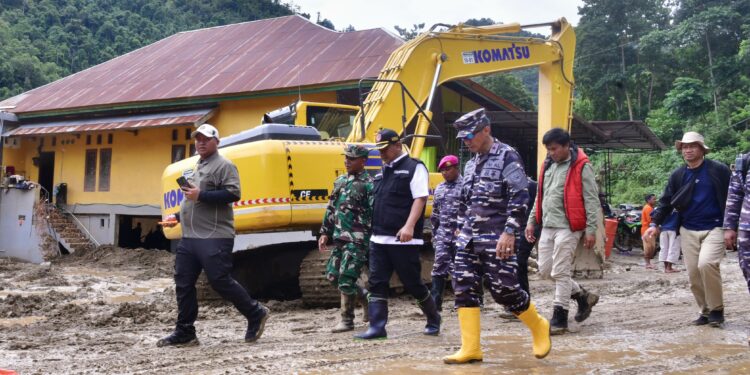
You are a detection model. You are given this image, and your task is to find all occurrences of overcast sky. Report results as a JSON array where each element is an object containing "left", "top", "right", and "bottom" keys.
[{"left": 287, "top": 0, "right": 585, "bottom": 35}]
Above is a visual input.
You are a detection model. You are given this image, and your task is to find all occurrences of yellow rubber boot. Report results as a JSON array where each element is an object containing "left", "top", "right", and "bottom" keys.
[
  {"left": 516, "top": 302, "right": 551, "bottom": 359},
  {"left": 443, "top": 307, "right": 483, "bottom": 364}
]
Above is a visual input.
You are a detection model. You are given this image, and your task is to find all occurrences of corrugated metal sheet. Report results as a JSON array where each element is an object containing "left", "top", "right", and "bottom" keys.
[
  {"left": 3, "top": 108, "right": 214, "bottom": 136},
  {"left": 0, "top": 15, "right": 403, "bottom": 114},
  {"left": 444, "top": 111, "right": 666, "bottom": 151}
]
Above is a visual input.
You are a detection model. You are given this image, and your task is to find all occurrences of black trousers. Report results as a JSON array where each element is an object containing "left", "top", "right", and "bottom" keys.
[
  {"left": 174, "top": 238, "right": 262, "bottom": 332},
  {"left": 368, "top": 242, "right": 430, "bottom": 300},
  {"left": 516, "top": 237, "right": 533, "bottom": 296}
]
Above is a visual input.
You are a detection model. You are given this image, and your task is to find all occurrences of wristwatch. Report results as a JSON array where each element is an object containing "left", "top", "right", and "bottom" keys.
[{"left": 503, "top": 227, "right": 515, "bottom": 235}]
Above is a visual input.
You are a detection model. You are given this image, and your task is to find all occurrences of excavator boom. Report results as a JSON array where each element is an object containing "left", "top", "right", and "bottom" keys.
[{"left": 346, "top": 19, "right": 575, "bottom": 168}]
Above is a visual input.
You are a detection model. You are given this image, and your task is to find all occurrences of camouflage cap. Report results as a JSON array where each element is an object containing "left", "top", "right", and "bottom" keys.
[
  {"left": 454, "top": 108, "right": 490, "bottom": 138},
  {"left": 343, "top": 144, "right": 370, "bottom": 158}
]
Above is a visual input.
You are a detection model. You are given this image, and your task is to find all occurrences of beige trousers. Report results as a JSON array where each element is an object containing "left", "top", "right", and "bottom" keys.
[
  {"left": 538, "top": 227, "right": 583, "bottom": 309},
  {"left": 680, "top": 227, "right": 725, "bottom": 314}
]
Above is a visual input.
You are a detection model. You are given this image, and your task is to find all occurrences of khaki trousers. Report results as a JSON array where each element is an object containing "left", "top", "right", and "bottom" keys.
[
  {"left": 680, "top": 227, "right": 725, "bottom": 314},
  {"left": 538, "top": 227, "right": 583, "bottom": 310}
]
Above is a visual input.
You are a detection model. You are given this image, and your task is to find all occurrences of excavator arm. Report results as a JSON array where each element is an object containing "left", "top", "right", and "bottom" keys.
[{"left": 346, "top": 19, "right": 575, "bottom": 169}]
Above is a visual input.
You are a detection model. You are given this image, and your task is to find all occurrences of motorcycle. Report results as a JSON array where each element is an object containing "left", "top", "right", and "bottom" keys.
[{"left": 614, "top": 210, "right": 643, "bottom": 252}]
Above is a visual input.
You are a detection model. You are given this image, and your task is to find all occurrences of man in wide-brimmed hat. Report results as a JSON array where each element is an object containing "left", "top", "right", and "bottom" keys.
[{"left": 644, "top": 131, "right": 731, "bottom": 327}]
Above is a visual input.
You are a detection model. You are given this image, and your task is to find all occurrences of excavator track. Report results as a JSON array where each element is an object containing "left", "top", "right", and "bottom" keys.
[{"left": 299, "top": 249, "right": 340, "bottom": 308}]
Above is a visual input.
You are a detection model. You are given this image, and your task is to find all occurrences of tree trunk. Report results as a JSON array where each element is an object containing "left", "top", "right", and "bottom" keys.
[
  {"left": 620, "top": 43, "right": 634, "bottom": 121},
  {"left": 705, "top": 32, "right": 721, "bottom": 126},
  {"left": 647, "top": 71, "right": 655, "bottom": 112}
]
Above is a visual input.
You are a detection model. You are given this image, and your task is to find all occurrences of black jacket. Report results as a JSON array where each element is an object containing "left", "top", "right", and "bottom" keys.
[{"left": 651, "top": 158, "right": 731, "bottom": 226}]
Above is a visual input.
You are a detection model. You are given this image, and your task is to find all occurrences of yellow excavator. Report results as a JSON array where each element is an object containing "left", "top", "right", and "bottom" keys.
[{"left": 161, "top": 19, "right": 578, "bottom": 305}]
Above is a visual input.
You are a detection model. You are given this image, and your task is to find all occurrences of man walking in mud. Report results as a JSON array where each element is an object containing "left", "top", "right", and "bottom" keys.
[
  {"left": 354, "top": 129, "right": 441, "bottom": 340},
  {"left": 644, "top": 132, "right": 730, "bottom": 327},
  {"left": 429, "top": 154, "right": 462, "bottom": 312},
  {"left": 444, "top": 108, "right": 551, "bottom": 364},
  {"left": 319, "top": 144, "right": 373, "bottom": 333},
  {"left": 525, "top": 128, "right": 600, "bottom": 336},
  {"left": 158, "top": 124, "right": 269, "bottom": 347}
]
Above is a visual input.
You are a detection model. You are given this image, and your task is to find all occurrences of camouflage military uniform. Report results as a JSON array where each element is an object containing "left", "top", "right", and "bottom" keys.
[
  {"left": 430, "top": 176, "right": 463, "bottom": 278},
  {"left": 454, "top": 139, "right": 530, "bottom": 311},
  {"left": 723, "top": 155, "right": 750, "bottom": 294},
  {"left": 320, "top": 169, "right": 374, "bottom": 295}
]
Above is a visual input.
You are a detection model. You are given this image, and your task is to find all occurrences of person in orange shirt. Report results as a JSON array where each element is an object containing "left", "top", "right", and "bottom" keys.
[{"left": 642, "top": 194, "right": 657, "bottom": 269}]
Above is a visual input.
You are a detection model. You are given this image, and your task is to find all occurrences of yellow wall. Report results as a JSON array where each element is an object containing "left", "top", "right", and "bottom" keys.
[
  {"left": 14, "top": 127, "right": 188, "bottom": 205},
  {"left": 2, "top": 138, "right": 28, "bottom": 177},
  {"left": 213, "top": 91, "right": 337, "bottom": 136}
]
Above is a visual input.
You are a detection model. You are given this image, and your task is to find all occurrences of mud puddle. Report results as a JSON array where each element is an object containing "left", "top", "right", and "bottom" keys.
[{"left": 0, "top": 316, "right": 47, "bottom": 327}]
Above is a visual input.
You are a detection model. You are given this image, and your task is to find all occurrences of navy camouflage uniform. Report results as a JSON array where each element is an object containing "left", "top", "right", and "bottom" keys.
[
  {"left": 430, "top": 176, "right": 463, "bottom": 278},
  {"left": 723, "top": 155, "right": 750, "bottom": 295},
  {"left": 453, "top": 119, "right": 530, "bottom": 312}
]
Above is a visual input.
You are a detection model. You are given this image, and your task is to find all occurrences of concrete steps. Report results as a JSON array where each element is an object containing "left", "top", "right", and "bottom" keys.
[{"left": 43, "top": 205, "right": 96, "bottom": 253}]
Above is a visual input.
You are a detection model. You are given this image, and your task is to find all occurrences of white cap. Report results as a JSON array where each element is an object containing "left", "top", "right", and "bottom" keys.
[{"left": 191, "top": 123, "right": 219, "bottom": 139}]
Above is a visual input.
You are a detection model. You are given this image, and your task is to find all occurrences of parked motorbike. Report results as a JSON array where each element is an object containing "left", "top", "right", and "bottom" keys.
[{"left": 614, "top": 210, "right": 643, "bottom": 252}]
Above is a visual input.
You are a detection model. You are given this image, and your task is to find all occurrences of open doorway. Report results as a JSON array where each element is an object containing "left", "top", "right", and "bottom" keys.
[
  {"left": 37, "top": 152, "right": 55, "bottom": 199},
  {"left": 117, "top": 215, "right": 170, "bottom": 250}
]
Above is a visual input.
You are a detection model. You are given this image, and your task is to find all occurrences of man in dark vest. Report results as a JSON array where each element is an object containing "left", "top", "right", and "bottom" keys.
[
  {"left": 354, "top": 129, "right": 441, "bottom": 340},
  {"left": 525, "top": 128, "right": 600, "bottom": 335}
]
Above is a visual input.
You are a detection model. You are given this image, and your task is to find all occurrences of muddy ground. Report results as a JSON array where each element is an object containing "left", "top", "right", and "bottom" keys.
[{"left": 2, "top": 246, "right": 750, "bottom": 374}]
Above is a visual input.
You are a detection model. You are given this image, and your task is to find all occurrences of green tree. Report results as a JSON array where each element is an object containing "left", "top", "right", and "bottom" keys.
[
  {"left": 394, "top": 23, "right": 425, "bottom": 40},
  {"left": 474, "top": 74, "right": 535, "bottom": 111},
  {"left": 0, "top": 0, "right": 295, "bottom": 100}
]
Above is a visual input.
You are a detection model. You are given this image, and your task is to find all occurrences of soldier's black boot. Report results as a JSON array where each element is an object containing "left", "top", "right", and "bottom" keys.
[
  {"left": 157, "top": 324, "right": 198, "bottom": 347},
  {"left": 332, "top": 293, "right": 356, "bottom": 333},
  {"left": 354, "top": 297, "right": 388, "bottom": 340},
  {"left": 572, "top": 287, "right": 599, "bottom": 323},
  {"left": 549, "top": 305, "right": 568, "bottom": 335},
  {"left": 245, "top": 305, "right": 270, "bottom": 343},
  {"left": 418, "top": 292, "right": 441, "bottom": 336},
  {"left": 431, "top": 276, "right": 447, "bottom": 312}
]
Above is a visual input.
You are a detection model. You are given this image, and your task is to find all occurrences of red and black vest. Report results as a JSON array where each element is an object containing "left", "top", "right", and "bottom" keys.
[{"left": 535, "top": 146, "right": 589, "bottom": 232}]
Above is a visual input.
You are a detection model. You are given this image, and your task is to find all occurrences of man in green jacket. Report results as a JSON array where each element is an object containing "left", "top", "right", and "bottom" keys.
[{"left": 525, "top": 128, "right": 600, "bottom": 335}]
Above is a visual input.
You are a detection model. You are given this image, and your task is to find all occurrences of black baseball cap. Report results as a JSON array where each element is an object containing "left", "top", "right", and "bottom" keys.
[{"left": 374, "top": 129, "right": 401, "bottom": 150}]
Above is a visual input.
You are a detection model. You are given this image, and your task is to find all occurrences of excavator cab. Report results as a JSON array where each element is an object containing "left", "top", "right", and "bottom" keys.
[{"left": 262, "top": 101, "right": 359, "bottom": 140}]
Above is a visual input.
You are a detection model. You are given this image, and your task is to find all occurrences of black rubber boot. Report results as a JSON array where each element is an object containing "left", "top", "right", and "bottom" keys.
[
  {"left": 245, "top": 305, "right": 270, "bottom": 343},
  {"left": 354, "top": 297, "right": 388, "bottom": 340},
  {"left": 418, "top": 292, "right": 441, "bottom": 336},
  {"left": 572, "top": 287, "right": 599, "bottom": 323},
  {"left": 431, "top": 276, "right": 447, "bottom": 312},
  {"left": 549, "top": 306, "right": 568, "bottom": 335},
  {"left": 157, "top": 325, "right": 198, "bottom": 347}
]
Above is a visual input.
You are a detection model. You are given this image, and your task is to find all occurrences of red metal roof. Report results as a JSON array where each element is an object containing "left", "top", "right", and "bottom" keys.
[
  {"left": 3, "top": 108, "right": 214, "bottom": 136},
  {"left": 0, "top": 16, "right": 403, "bottom": 114}
]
